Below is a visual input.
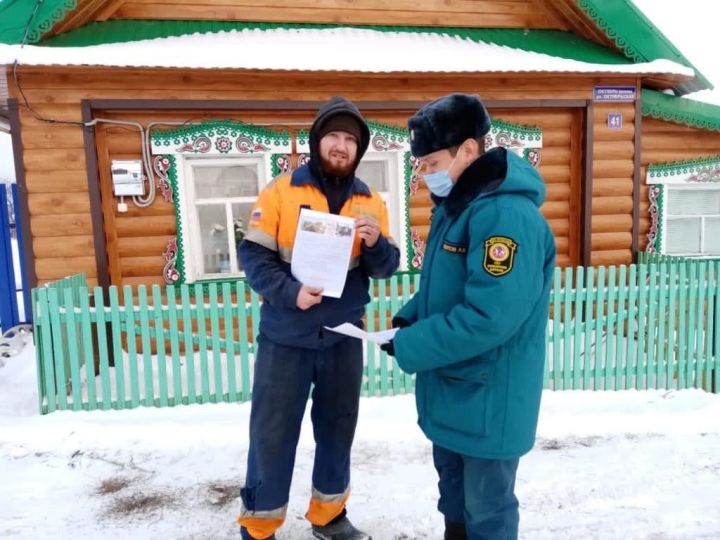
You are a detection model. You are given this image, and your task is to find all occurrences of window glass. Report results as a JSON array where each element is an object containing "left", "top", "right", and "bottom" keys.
[
  {"left": 197, "top": 204, "right": 231, "bottom": 275},
  {"left": 667, "top": 189, "right": 720, "bottom": 216},
  {"left": 233, "top": 202, "right": 254, "bottom": 272},
  {"left": 704, "top": 217, "right": 720, "bottom": 255},
  {"left": 665, "top": 217, "right": 701, "bottom": 255},
  {"left": 356, "top": 160, "right": 388, "bottom": 192},
  {"left": 193, "top": 165, "right": 259, "bottom": 199}
]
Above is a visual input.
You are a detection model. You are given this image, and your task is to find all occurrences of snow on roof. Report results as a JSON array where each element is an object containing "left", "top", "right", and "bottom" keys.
[{"left": 0, "top": 27, "right": 695, "bottom": 76}]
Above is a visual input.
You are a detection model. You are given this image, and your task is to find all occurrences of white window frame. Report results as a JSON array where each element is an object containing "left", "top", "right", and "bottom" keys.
[
  {"left": 183, "top": 156, "right": 267, "bottom": 281},
  {"left": 664, "top": 184, "right": 720, "bottom": 257},
  {"left": 356, "top": 152, "right": 403, "bottom": 247}
]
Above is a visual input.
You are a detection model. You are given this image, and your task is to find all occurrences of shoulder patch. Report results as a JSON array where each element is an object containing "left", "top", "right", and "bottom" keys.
[
  {"left": 249, "top": 208, "right": 263, "bottom": 227},
  {"left": 483, "top": 236, "right": 517, "bottom": 277}
]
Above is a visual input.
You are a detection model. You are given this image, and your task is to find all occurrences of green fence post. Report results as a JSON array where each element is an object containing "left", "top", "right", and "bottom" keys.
[
  {"left": 36, "top": 287, "right": 57, "bottom": 412},
  {"left": 222, "top": 282, "right": 238, "bottom": 403},
  {"left": 123, "top": 285, "right": 140, "bottom": 408},
  {"left": 78, "top": 288, "right": 96, "bottom": 411},
  {"left": 207, "top": 282, "right": 224, "bottom": 403},
  {"left": 604, "top": 266, "right": 618, "bottom": 390},
  {"left": 180, "top": 284, "right": 196, "bottom": 405},
  {"left": 705, "top": 263, "right": 717, "bottom": 392},
  {"left": 626, "top": 265, "right": 638, "bottom": 390},
  {"left": 193, "top": 283, "right": 211, "bottom": 403},
  {"left": 615, "top": 265, "right": 628, "bottom": 390},
  {"left": 562, "top": 267, "right": 573, "bottom": 391},
  {"left": 646, "top": 265, "right": 659, "bottom": 389},
  {"left": 713, "top": 262, "right": 720, "bottom": 393},
  {"left": 108, "top": 287, "right": 126, "bottom": 410},
  {"left": 593, "top": 266, "right": 606, "bottom": 391},
  {"left": 151, "top": 285, "right": 169, "bottom": 408},
  {"left": 582, "top": 266, "right": 594, "bottom": 390},
  {"left": 377, "top": 279, "right": 389, "bottom": 396},
  {"left": 677, "top": 264, "right": 688, "bottom": 389},
  {"left": 62, "top": 287, "right": 83, "bottom": 410},
  {"left": 692, "top": 263, "right": 705, "bottom": 388},
  {"left": 571, "top": 266, "right": 584, "bottom": 390},
  {"left": 551, "top": 268, "right": 561, "bottom": 391},
  {"left": 389, "top": 275, "right": 402, "bottom": 395},
  {"left": 93, "top": 287, "right": 112, "bottom": 410},
  {"left": 166, "top": 285, "right": 184, "bottom": 406},
  {"left": 47, "top": 288, "right": 68, "bottom": 410},
  {"left": 666, "top": 264, "right": 678, "bottom": 390},
  {"left": 656, "top": 264, "right": 668, "bottom": 389},
  {"left": 236, "top": 281, "right": 251, "bottom": 402},
  {"left": 635, "top": 264, "right": 648, "bottom": 390},
  {"left": 366, "top": 281, "right": 377, "bottom": 397},
  {"left": 137, "top": 285, "right": 154, "bottom": 407}
]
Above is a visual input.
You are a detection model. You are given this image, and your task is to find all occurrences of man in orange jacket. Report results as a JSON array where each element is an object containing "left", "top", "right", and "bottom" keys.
[{"left": 237, "top": 96, "right": 400, "bottom": 540}]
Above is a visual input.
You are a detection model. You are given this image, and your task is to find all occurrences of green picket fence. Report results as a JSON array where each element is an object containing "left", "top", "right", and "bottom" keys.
[
  {"left": 31, "top": 274, "right": 422, "bottom": 414},
  {"left": 32, "top": 261, "right": 718, "bottom": 414},
  {"left": 546, "top": 261, "right": 718, "bottom": 392}
]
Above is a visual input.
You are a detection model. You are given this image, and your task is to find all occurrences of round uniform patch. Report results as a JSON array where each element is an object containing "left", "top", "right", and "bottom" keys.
[
  {"left": 489, "top": 243, "right": 510, "bottom": 262},
  {"left": 483, "top": 236, "right": 518, "bottom": 277}
]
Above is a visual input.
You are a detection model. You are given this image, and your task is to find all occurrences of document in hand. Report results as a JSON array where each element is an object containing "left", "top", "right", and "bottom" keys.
[
  {"left": 291, "top": 208, "right": 356, "bottom": 298},
  {"left": 324, "top": 323, "right": 398, "bottom": 345}
]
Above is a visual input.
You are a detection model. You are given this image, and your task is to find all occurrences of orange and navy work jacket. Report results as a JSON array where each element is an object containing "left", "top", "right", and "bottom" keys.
[{"left": 239, "top": 163, "right": 400, "bottom": 349}]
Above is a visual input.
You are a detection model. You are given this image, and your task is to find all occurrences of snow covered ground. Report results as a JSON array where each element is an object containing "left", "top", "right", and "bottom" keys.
[{"left": 1, "top": 342, "right": 719, "bottom": 540}]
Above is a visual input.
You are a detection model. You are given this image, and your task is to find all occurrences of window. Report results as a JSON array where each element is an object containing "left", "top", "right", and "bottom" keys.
[
  {"left": 665, "top": 186, "right": 720, "bottom": 256},
  {"left": 184, "top": 157, "right": 266, "bottom": 280},
  {"left": 356, "top": 153, "right": 401, "bottom": 244}
]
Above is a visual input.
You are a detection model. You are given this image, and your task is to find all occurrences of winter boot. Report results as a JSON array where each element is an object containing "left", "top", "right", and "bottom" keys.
[
  {"left": 311, "top": 516, "right": 371, "bottom": 540},
  {"left": 444, "top": 518, "right": 467, "bottom": 540},
  {"left": 240, "top": 527, "right": 275, "bottom": 540}
]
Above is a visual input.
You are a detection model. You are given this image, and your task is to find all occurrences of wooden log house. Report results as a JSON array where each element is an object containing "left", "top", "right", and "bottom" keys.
[{"left": 2, "top": 0, "right": 720, "bottom": 292}]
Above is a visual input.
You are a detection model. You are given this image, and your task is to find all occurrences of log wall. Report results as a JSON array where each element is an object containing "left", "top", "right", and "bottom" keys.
[
  {"left": 10, "top": 65, "right": 642, "bottom": 286},
  {"left": 590, "top": 102, "right": 637, "bottom": 266}
]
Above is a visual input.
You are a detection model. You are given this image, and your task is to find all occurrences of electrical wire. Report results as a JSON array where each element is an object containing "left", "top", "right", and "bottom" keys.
[{"left": 12, "top": 2, "right": 309, "bottom": 208}]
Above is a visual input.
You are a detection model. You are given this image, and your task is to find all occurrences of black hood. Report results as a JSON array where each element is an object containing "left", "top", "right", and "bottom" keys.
[{"left": 309, "top": 96, "right": 370, "bottom": 181}]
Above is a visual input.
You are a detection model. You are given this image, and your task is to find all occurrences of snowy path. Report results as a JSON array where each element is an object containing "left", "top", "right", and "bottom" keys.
[{"left": 1, "top": 347, "right": 719, "bottom": 539}]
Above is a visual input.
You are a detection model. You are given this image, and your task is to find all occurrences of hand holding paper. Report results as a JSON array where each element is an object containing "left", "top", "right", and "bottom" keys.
[
  {"left": 324, "top": 323, "right": 399, "bottom": 345},
  {"left": 291, "top": 209, "right": 355, "bottom": 298}
]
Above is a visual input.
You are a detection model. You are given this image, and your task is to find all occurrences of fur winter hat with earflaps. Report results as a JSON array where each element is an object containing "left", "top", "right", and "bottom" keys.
[{"left": 408, "top": 93, "right": 492, "bottom": 158}]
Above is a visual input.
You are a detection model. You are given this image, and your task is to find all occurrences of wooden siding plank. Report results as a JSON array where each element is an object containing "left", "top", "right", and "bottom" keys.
[
  {"left": 28, "top": 193, "right": 91, "bottom": 215},
  {"left": 24, "top": 170, "right": 89, "bottom": 193},
  {"left": 30, "top": 214, "right": 94, "bottom": 236},
  {"left": 114, "top": 3, "right": 559, "bottom": 28},
  {"left": 32, "top": 235, "right": 95, "bottom": 257}
]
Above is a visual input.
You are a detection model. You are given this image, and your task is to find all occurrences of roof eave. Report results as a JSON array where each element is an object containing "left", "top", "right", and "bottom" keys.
[
  {"left": 575, "top": 0, "right": 712, "bottom": 95},
  {"left": 642, "top": 88, "right": 720, "bottom": 133}
]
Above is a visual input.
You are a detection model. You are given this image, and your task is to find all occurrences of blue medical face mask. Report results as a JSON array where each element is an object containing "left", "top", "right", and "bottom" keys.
[{"left": 422, "top": 154, "right": 458, "bottom": 197}]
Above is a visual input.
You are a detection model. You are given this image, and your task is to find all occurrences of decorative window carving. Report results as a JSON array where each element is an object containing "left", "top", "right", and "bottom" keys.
[
  {"left": 151, "top": 121, "right": 292, "bottom": 283},
  {"left": 646, "top": 156, "right": 720, "bottom": 256}
]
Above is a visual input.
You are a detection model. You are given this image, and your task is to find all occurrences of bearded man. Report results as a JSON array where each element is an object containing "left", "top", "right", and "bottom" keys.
[{"left": 237, "top": 96, "right": 400, "bottom": 540}]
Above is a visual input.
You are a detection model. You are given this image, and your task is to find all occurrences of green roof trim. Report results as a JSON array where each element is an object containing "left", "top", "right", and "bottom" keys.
[
  {"left": 38, "top": 20, "right": 632, "bottom": 65},
  {"left": 642, "top": 89, "right": 720, "bottom": 133},
  {"left": 576, "top": 0, "right": 711, "bottom": 94},
  {"left": 0, "top": 0, "right": 77, "bottom": 44}
]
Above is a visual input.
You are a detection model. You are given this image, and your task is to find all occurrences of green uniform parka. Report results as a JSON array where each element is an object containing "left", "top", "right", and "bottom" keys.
[{"left": 393, "top": 147, "right": 556, "bottom": 459}]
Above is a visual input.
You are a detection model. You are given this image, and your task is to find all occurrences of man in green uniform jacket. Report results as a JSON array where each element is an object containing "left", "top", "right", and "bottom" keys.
[{"left": 382, "top": 94, "right": 556, "bottom": 540}]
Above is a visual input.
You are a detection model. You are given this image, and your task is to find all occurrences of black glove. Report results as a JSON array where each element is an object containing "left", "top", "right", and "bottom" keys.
[
  {"left": 391, "top": 317, "right": 411, "bottom": 329},
  {"left": 380, "top": 340, "right": 395, "bottom": 357}
]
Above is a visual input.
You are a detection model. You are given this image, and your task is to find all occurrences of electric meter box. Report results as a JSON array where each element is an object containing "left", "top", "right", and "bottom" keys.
[{"left": 111, "top": 160, "right": 144, "bottom": 196}]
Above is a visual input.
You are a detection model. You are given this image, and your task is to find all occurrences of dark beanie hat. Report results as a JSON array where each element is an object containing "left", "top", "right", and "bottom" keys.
[
  {"left": 317, "top": 113, "right": 364, "bottom": 143},
  {"left": 408, "top": 93, "right": 492, "bottom": 158}
]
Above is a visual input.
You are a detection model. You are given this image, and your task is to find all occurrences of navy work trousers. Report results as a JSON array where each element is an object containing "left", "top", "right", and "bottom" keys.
[
  {"left": 240, "top": 333, "right": 364, "bottom": 527},
  {"left": 433, "top": 444, "right": 520, "bottom": 540}
]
